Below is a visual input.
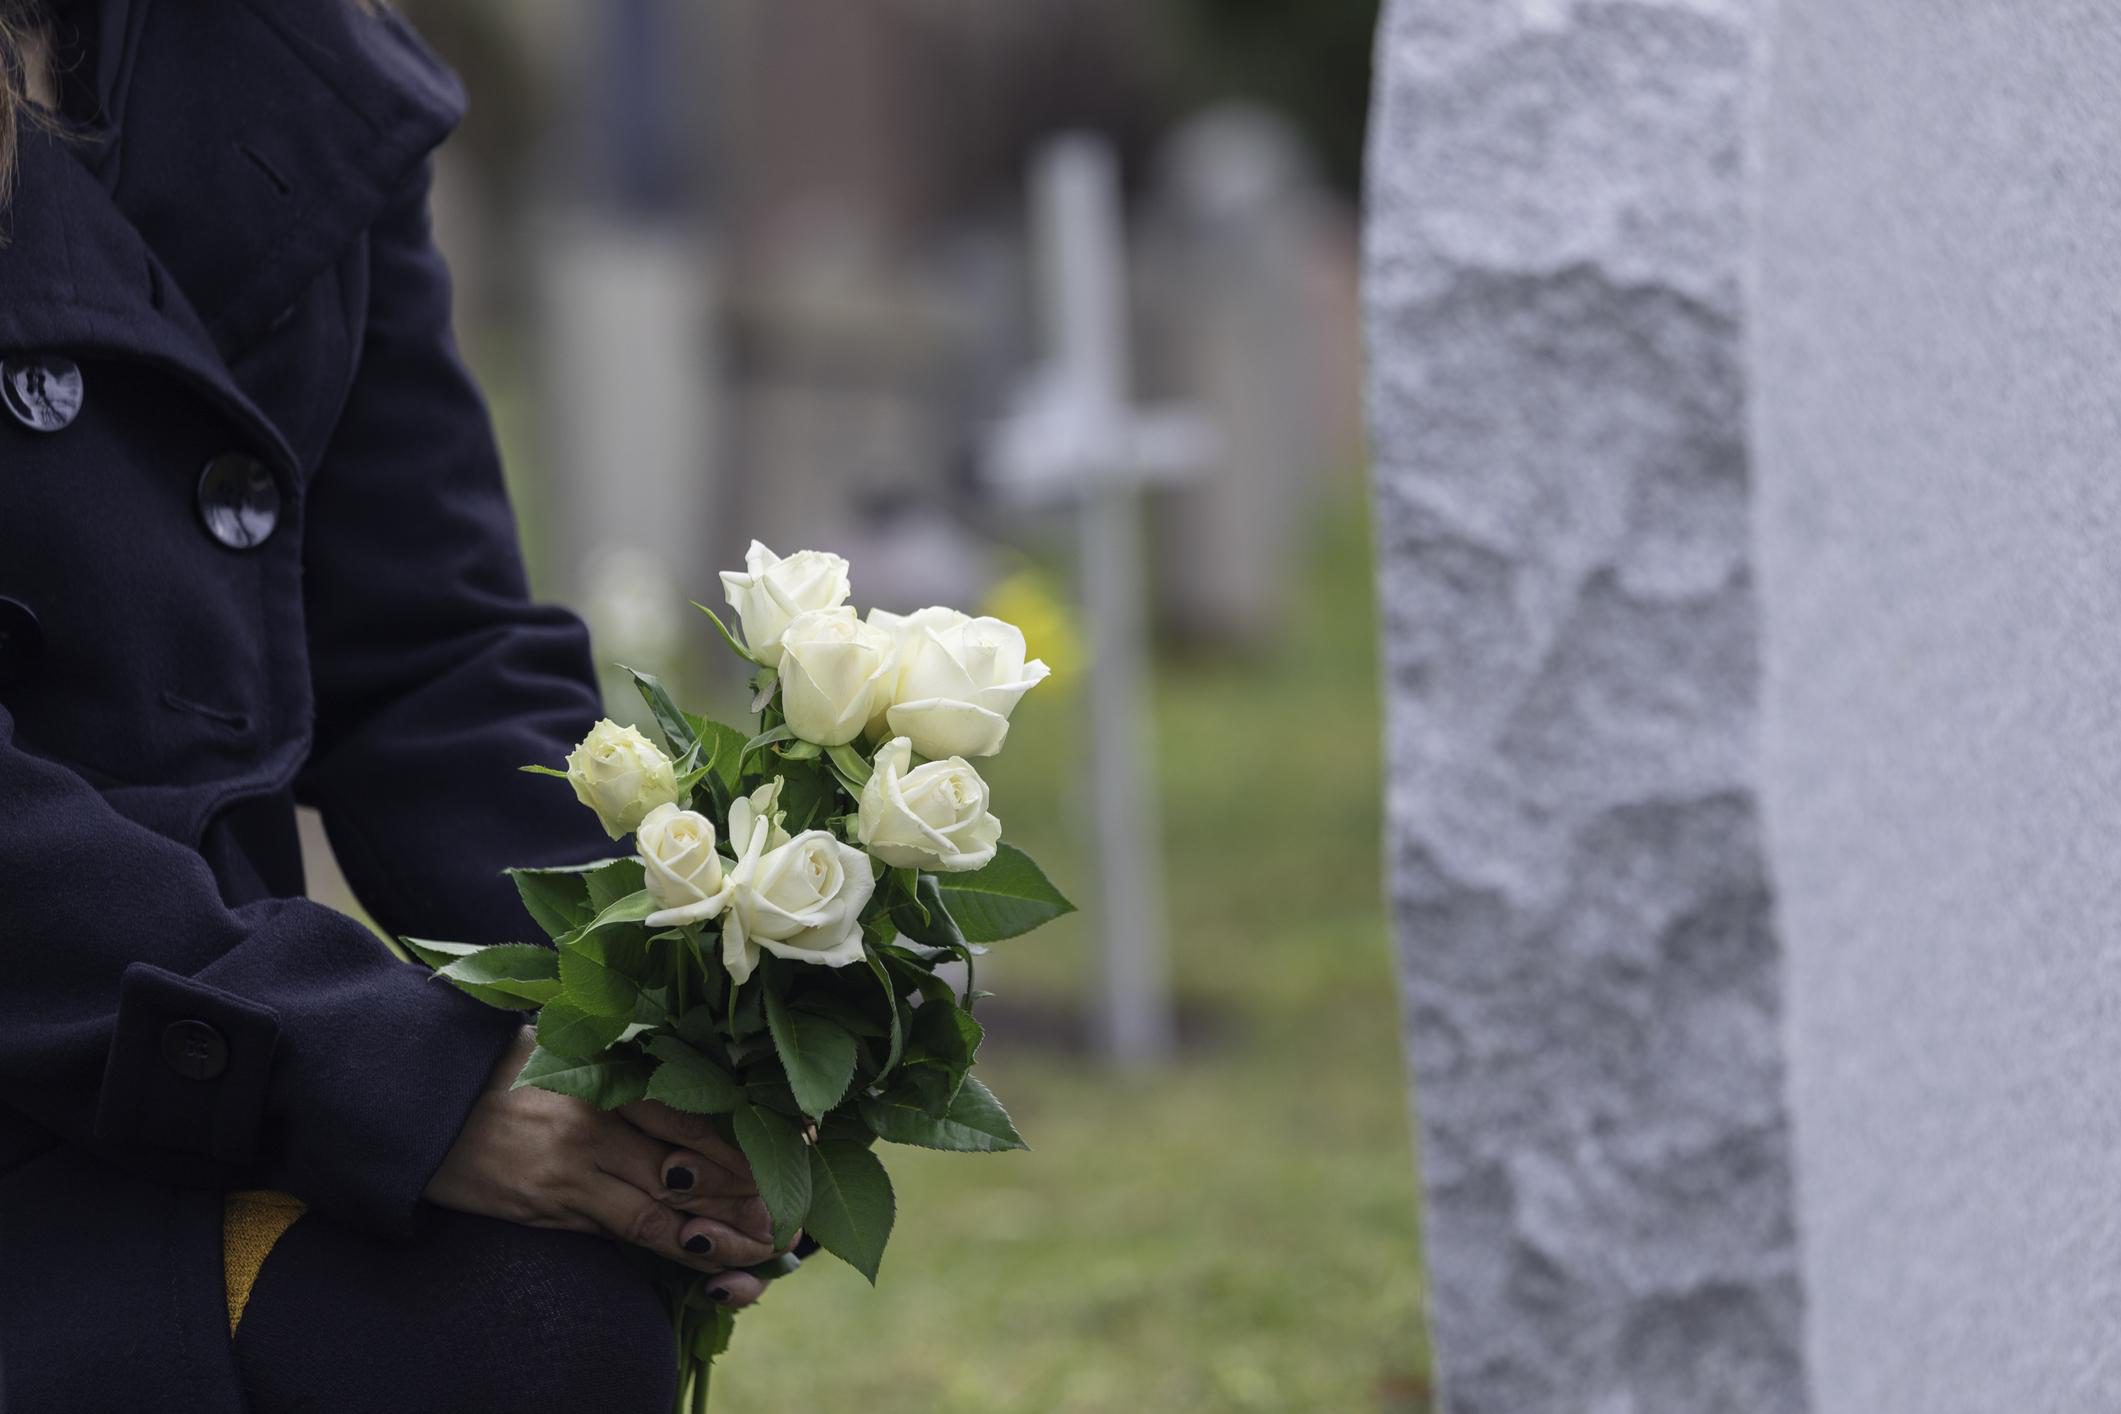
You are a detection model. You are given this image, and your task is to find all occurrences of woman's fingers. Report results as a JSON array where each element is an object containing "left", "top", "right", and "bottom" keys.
[
  {"left": 704, "top": 1270, "right": 767, "bottom": 1310},
  {"left": 614, "top": 1100, "right": 757, "bottom": 1194},
  {"left": 662, "top": 1175, "right": 772, "bottom": 1240},
  {"left": 567, "top": 1172, "right": 688, "bottom": 1264},
  {"left": 673, "top": 1212, "right": 778, "bottom": 1272},
  {"left": 567, "top": 1172, "right": 772, "bottom": 1275}
]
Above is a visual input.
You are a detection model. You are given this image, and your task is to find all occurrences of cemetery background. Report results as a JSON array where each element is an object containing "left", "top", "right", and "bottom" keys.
[{"left": 294, "top": 1, "right": 1431, "bottom": 1409}]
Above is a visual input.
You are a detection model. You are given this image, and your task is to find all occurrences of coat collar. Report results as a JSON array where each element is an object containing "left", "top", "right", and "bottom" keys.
[
  {"left": 0, "top": 0, "right": 464, "bottom": 473},
  {"left": 111, "top": 0, "right": 465, "bottom": 353}
]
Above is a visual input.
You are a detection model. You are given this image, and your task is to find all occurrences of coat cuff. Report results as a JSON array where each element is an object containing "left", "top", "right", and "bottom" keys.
[
  {"left": 96, "top": 898, "right": 522, "bottom": 1235},
  {"left": 93, "top": 963, "right": 282, "bottom": 1183}
]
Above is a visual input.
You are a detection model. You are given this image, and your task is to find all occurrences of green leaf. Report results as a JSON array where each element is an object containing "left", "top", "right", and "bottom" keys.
[
  {"left": 764, "top": 983, "right": 858, "bottom": 1119},
  {"left": 805, "top": 1119, "right": 896, "bottom": 1283},
  {"left": 645, "top": 1038, "right": 746, "bottom": 1114},
  {"left": 793, "top": 994, "right": 890, "bottom": 1040},
  {"left": 684, "top": 714, "right": 752, "bottom": 795},
  {"left": 743, "top": 724, "right": 798, "bottom": 758},
  {"left": 693, "top": 1304, "right": 736, "bottom": 1361},
  {"left": 741, "top": 1064, "right": 802, "bottom": 1117},
  {"left": 894, "top": 874, "right": 963, "bottom": 949},
  {"left": 518, "top": 763, "right": 570, "bottom": 779},
  {"left": 823, "top": 742, "right": 873, "bottom": 787},
  {"left": 558, "top": 932, "right": 642, "bottom": 1019},
  {"left": 864, "top": 951, "right": 907, "bottom": 1084},
  {"left": 902, "top": 876, "right": 979, "bottom": 1006},
  {"left": 508, "top": 866, "right": 595, "bottom": 941},
  {"left": 433, "top": 943, "right": 563, "bottom": 1008},
  {"left": 691, "top": 599, "right": 767, "bottom": 666},
  {"left": 933, "top": 843, "right": 1076, "bottom": 942},
  {"left": 887, "top": 867, "right": 927, "bottom": 924},
  {"left": 909, "top": 992, "right": 983, "bottom": 1075},
  {"left": 584, "top": 857, "right": 649, "bottom": 915},
  {"left": 400, "top": 936, "right": 484, "bottom": 970},
  {"left": 513, "top": 1045, "right": 652, "bottom": 1109},
  {"left": 733, "top": 1105, "right": 812, "bottom": 1247},
  {"left": 623, "top": 666, "right": 703, "bottom": 768},
  {"left": 570, "top": 887, "right": 663, "bottom": 937},
  {"left": 675, "top": 1004, "right": 725, "bottom": 1054},
  {"left": 729, "top": 984, "right": 767, "bottom": 1039},
  {"left": 861, "top": 1073, "right": 1027, "bottom": 1152},
  {"left": 536, "top": 999, "right": 630, "bottom": 1059},
  {"left": 770, "top": 762, "right": 842, "bottom": 834}
]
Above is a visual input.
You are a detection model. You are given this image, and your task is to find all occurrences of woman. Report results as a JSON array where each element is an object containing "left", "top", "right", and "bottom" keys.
[{"left": 0, "top": 2, "right": 783, "bottom": 1409}]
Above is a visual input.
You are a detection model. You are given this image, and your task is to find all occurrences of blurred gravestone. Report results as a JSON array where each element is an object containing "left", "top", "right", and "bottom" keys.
[
  {"left": 1138, "top": 105, "right": 1354, "bottom": 648},
  {"left": 535, "top": 2, "right": 721, "bottom": 689},
  {"left": 1754, "top": 3, "right": 2121, "bottom": 1409},
  {"left": 1364, "top": 2, "right": 1805, "bottom": 1410}
]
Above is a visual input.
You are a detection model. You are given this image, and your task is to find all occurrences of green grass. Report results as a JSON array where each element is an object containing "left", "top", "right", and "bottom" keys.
[{"left": 716, "top": 494, "right": 1432, "bottom": 1412}]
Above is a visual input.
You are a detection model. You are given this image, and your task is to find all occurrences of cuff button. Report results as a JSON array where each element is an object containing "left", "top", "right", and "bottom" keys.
[{"left": 162, "top": 1020, "right": 229, "bottom": 1080}]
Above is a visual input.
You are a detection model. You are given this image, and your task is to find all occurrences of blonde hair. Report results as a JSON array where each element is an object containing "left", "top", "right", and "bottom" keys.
[{"left": 0, "top": 0, "right": 50, "bottom": 212}]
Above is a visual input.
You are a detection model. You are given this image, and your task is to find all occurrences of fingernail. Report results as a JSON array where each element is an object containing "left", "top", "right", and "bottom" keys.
[
  {"left": 792, "top": 1234, "right": 821, "bottom": 1260},
  {"left": 665, "top": 1166, "right": 697, "bottom": 1192},
  {"left": 709, "top": 1285, "right": 732, "bottom": 1304},
  {"left": 684, "top": 1234, "right": 714, "bottom": 1255}
]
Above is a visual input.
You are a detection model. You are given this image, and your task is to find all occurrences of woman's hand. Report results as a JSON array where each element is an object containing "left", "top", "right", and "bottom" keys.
[{"left": 424, "top": 1028, "right": 778, "bottom": 1306}]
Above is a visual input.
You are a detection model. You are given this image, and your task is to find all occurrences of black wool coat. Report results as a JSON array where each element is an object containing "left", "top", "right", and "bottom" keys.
[{"left": 0, "top": 2, "right": 618, "bottom": 1408}]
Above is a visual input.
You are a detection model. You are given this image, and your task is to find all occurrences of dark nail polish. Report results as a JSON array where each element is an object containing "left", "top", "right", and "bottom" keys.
[
  {"left": 684, "top": 1234, "right": 714, "bottom": 1255},
  {"left": 665, "top": 1166, "right": 696, "bottom": 1192},
  {"left": 792, "top": 1233, "right": 821, "bottom": 1260},
  {"left": 709, "top": 1285, "right": 731, "bottom": 1304}
]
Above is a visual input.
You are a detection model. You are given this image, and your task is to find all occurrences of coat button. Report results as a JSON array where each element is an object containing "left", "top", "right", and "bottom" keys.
[
  {"left": 1, "top": 355, "right": 84, "bottom": 432},
  {"left": 161, "top": 1020, "right": 229, "bottom": 1080},
  {"left": 196, "top": 453, "right": 281, "bottom": 550},
  {"left": 0, "top": 597, "right": 43, "bottom": 687}
]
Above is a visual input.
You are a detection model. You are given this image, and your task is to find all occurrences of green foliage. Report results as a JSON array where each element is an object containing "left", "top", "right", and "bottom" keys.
[
  {"left": 535, "top": 998, "right": 630, "bottom": 1059},
  {"left": 513, "top": 1045, "right": 651, "bottom": 1109},
  {"left": 804, "top": 1119, "right": 896, "bottom": 1284},
  {"left": 690, "top": 599, "right": 765, "bottom": 666},
  {"left": 733, "top": 1104, "right": 813, "bottom": 1248},
  {"left": 431, "top": 943, "right": 561, "bottom": 1009},
  {"left": 558, "top": 931, "right": 643, "bottom": 1019},
  {"left": 862, "top": 1074, "right": 1026, "bottom": 1154},
  {"left": 764, "top": 981, "right": 859, "bottom": 1119},
  {"left": 644, "top": 1037, "right": 747, "bottom": 1114},
  {"left": 933, "top": 844, "right": 1075, "bottom": 942},
  {"left": 625, "top": 665, "right": 702, "bottom": 767},
  {"left": 399, "top": 936, "right": 483, "bottom": 970}
]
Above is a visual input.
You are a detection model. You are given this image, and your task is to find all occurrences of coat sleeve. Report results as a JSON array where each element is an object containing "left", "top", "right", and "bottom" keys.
[
  {"left": 293, "top": 157, "right": 615, "bottom": 948},
  {"left": 0, "top": 743, "right": 523, "bottom": 1236}
]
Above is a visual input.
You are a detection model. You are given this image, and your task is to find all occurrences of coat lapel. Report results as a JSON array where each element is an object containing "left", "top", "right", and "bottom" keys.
[{"left": 0, "top": 125, "right": 300, "bottom": 479}]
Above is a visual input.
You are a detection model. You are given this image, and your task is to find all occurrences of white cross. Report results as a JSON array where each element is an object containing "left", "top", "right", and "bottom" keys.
[{"left": 985, "top": 134, "right": 1216, "bottom": 1064}]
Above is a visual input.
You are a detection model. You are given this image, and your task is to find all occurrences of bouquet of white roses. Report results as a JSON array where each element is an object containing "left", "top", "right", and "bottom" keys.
[{"left": 405, "top": 542, "right": 1072, "bottom": 1411}]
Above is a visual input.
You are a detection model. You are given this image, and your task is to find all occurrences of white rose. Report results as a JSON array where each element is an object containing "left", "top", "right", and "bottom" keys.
[
  {"left": 637, "top": 802, "right": 734, "bottom": 927},
  {"left": 861, "top": 606, "right": 961, "bottom": 737},
  {"left": 565, "top": 719, "right": 679, "bottom": 839},
  {"left": 857, "top": 737, "right": 1001, "bottom": 872},
  {"left": 871, "top": 608, "right": 1051, "bottom": 758},
  {"left": 720, "top": 817, "right": 876, "bottom": 985},
  {"left": 728, "top": 777, "right": 794, "bottom": 855},
  {"left": 719, "top": 540, "right": 852, "bottom": 666},
  {"left": 779, "top": 608, "right": 892, "bottom": 747}
]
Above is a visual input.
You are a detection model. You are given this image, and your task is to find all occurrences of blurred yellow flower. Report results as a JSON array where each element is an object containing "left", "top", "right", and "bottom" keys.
[{"left": 981, "top": 569, "right": 1082, "bottom": 682}]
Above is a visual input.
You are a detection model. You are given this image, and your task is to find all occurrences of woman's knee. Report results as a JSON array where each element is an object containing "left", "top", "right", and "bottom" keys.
[{"left": 236, "top": 1211, "right": 677, "bottom": 1414}]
